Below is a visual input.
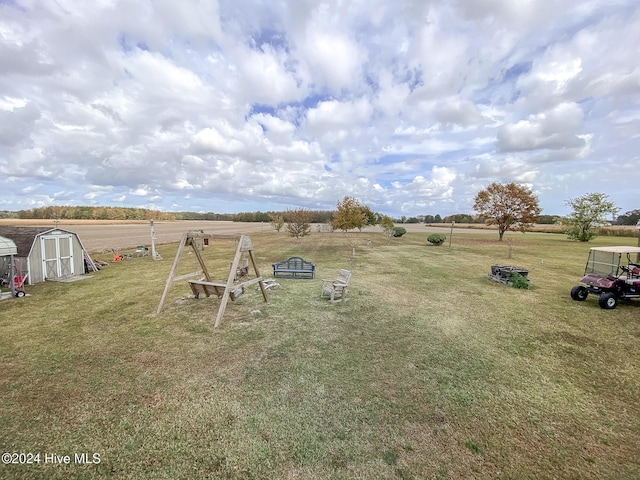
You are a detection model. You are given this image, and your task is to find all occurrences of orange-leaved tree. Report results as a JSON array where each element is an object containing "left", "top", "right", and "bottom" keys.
[
  {"left": 473, "top": 182, "right": 541, "bottom": 241},
  {"left": 331, "top": 196, "right": 369, "bottom": 232}
]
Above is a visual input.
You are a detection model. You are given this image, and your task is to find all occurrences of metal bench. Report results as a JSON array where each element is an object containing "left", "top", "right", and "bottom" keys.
[{"left": 272, "top": 256, "right": 316, "bottom": 279}]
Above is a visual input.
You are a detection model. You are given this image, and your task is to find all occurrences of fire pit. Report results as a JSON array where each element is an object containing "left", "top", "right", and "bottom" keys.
[{"left": 488, "top": 265, "right": 530, "bottom": 285}]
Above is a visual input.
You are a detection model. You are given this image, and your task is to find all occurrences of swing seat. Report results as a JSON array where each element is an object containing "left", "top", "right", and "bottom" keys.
[{"left": 188, "top": 280, "right": 245, "bottom": 301}]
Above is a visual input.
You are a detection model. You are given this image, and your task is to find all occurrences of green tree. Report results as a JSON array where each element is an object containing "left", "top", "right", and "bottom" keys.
[
  {"left": 444, "top": 213, "right": 476, "bottom": 224},
  {"left": 473, "top": 182, "right": 541, "bottom": 241},
  {"left": 285, "top": 208, "right": 312, "bottom": 240},
  {"left": 563, "top": 193, "right": 619, "bottom": 242},
  {"left": 616, "top": 209, "right": 640, "bottom": 226},
  {"left": 360, "top": 205, "right": 378, "bottom": 228},
  {"left": 537, "top": 214, "right": 562, "bottom": 225}
]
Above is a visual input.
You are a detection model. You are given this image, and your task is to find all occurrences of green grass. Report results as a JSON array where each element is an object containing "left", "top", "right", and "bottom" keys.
[{"left": 1, "top": 230, "right": 639, "bottom": 479}]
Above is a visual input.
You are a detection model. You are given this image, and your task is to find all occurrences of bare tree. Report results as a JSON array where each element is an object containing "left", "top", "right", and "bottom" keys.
[
  {"left": 379, "top": 215, "right": 395, "bottom": 243},
  {"left": 285, "top": 208, "right": 312, "bottom": 240},
  {"left": 268, "top": 211, "right": 285, "bottom": 232}
]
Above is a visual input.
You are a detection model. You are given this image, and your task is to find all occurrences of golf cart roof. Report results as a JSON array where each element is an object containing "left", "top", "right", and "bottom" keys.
[{"left": 589, "top": 246, "right": 640, "bottom": 253}]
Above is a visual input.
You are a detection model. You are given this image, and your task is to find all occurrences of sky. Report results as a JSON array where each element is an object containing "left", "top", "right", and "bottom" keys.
[{"left": 0, "top": 0, "right": 639, "bottom": 218}]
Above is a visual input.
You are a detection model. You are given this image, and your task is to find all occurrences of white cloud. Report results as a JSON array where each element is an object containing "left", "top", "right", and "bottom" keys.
[
  {"left": 298, "top": 28, "right": 365, "bottom": 92},
  {"left": 0, "top": 0, "right": 638, "bottom": 217},
  {"left": 306, "top": 98, "right": 373, "bottom": 130},
  {"left": 473, "top": 155, "right": 539, "bottom": 184},
  {"left": 0, "top": 102, "right": 40, "bottom": 146},
  {"left": 497, "top": 103, "right": 586, "bottom": 152},
  {"left": 238, "top": 45, "right": 303, "bottom": 105},
  {"left": 193, "top": 127, "right": 245, "bottom": 154}
]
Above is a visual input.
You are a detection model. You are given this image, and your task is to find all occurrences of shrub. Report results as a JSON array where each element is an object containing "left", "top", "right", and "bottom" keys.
[
  {"left": 509, "top": 272, "right": 530, "bottom": 289},
  {"left": 391, "top": 227, "right": 407, "bottom": 237},
  {"left": 427, "top": 233, "right": 446, "bottom": 246}
]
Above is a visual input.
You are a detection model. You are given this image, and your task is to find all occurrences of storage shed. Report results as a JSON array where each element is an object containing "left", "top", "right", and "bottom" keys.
[{"left": 0, "top": 226, "right": 95, "bottom": 284}]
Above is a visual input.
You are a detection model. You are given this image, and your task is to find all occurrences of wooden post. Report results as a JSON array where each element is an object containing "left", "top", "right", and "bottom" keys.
[{"left": 156, "top": 233, "right": 188, "bottom": 315}]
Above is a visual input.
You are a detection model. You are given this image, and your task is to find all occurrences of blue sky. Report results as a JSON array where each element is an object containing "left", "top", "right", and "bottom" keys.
[{"left": 0, "top": 0, "right": 638, "bottom": 217}]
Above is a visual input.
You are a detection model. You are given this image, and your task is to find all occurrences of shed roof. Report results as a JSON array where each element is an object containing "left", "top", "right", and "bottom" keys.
[
  {"left": 0, "top": 235, "right": 17, "bottom": 256},
  {"left": 0, "top": 226, "right": 76, "bottom": 256}
]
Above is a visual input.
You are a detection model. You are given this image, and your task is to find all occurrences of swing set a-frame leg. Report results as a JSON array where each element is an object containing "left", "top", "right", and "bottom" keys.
[
  {"left": 213, "top": 237, "right": 244, "bottom": 328},
  {"left": 213, "top": 235, "right": 268, "bottom": 328},
  {"left": 248, "top": 249, "right": 268, "bottom": 303},
  {"left": 156, "top": 233, "right": 188, "bottom": 315}
]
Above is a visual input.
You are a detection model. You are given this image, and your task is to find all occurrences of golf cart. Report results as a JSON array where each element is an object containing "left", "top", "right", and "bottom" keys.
[{"left": 570, "top": 246, "right": 640, "bottom": 309}]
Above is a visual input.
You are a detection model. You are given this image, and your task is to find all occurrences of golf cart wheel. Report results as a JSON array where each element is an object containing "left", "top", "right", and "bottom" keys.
[
  {"left": 598, "top": 293, "right": 617, "bottom": 309},
  {"left": 15, "top": 290, "right": 26, "bottom": 298},
  {"left": 570, "top": 286, "right": 588, "bottom": 301}
]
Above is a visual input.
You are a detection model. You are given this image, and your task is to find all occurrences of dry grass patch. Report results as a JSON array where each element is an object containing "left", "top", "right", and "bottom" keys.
[{"left": 1, "top": 231, "right": 639, "bottom": 479}]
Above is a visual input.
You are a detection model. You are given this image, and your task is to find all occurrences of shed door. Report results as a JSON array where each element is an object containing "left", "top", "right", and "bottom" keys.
[{"left": 41, "top": 235, "right": 74, "bottom": 279}]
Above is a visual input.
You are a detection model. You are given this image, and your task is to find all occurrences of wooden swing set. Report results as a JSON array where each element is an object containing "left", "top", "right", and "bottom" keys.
[{"left": 155, "top": 232, "right": 268, "bottom": 328}]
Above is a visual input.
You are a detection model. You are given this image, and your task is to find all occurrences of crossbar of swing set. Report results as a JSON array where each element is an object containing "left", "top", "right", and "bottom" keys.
[{"left": 185, "top": 233, "right": 253, "bottom": 251}]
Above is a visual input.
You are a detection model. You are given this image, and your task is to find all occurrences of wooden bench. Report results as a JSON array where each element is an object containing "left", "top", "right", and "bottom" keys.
[{"left": 272, "top": 256, "right": 316, "bottom": 279}]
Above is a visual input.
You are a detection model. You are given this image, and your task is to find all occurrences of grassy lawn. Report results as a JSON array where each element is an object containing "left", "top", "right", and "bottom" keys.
[{"left": 1, "top": 230, "right": 639, "bottom": 479}]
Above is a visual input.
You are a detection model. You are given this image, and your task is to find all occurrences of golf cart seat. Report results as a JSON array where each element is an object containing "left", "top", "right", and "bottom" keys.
[{"left": 625, "top": 277, "right": 640, "bottom": 287}]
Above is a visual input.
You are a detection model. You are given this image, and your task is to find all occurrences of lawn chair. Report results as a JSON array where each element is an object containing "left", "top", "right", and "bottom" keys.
[
  {"left": 321, "top": 269, "right": 352, "bottom": 303},
  {"left": 135, "top": 245, "right": 149, "bottom": 257}
]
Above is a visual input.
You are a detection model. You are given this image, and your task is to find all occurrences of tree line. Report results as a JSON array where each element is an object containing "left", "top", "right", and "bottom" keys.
[
  {"left": 8, "top": 189, "right": 638, "bottom": 244},
  {"left": 14, "top": 206, "right": 175, "bottom": 221},
  {"left": 9, "top": 206, "right": 335, "bottom": 223}
]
